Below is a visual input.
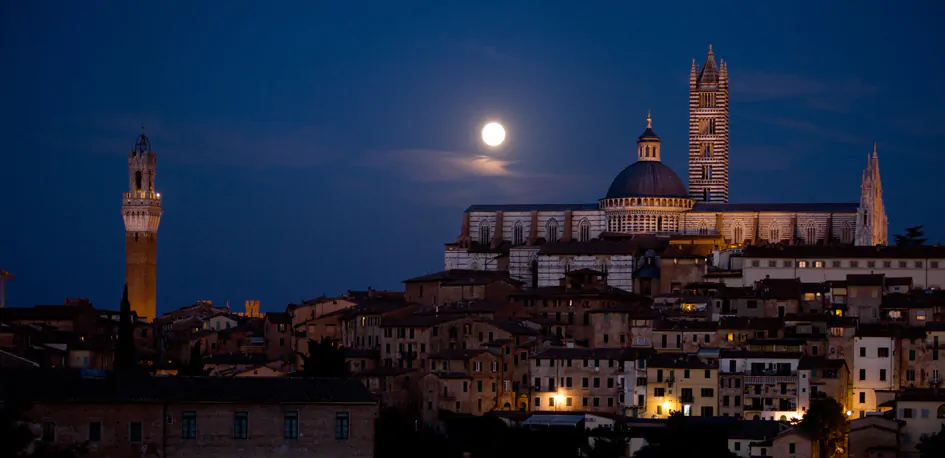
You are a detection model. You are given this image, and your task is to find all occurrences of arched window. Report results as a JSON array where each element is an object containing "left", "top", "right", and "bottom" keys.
[
  {"left": 841, "top": 222, "right": 854, "bottom": 244},
  {"left": 657, "top": 216, "right": 663, "bottom": 232},
  {"left": 478, "top": 220, "right": 491, "bottom": 245},
  {"left": 698, "top": 220, "right": 709, "bottom": 235},
  {"left": 545, "top": 219, "right": 559, "bottom": 242},
  {"left": 703, "top": 144, "right": 712, "bottom": 158},
  {"left": 733, "top": 224, "right": 744, "bottom": 245},
  {"left": 769, "top": 223, "right": 781, "bottom": 242},
  {"left": 805, "top": 222, "right": 817, "bottom": 244},
  {"left": 703, "top": 165, "right": 712, "bottom": 179},
  {"left": 579, "top": 219, "right": 591, "bottom": 242},
  {"left": 513, "top": 221, "right": 525, "bottom": 245},
  {"left": 703, "top": 188, "right": 710, "bottom": 201},
  {"left": 135, "top": 171, "right": 142, "bottom": 192}
]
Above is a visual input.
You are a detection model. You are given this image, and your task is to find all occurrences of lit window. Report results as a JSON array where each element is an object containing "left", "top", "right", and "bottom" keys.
[
  {"left": 815, "top": 261, "right": 824, "bottom": 268},
  {"left": 798, "top": 261, "right": 808, "bottom": 268}
]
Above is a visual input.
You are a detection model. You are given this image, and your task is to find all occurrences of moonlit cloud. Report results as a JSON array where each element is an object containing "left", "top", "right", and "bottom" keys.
[{"left": 358, "top": 149, "right": 517, "bottom": 182}]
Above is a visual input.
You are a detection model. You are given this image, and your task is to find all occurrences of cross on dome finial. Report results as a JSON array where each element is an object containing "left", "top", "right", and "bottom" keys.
[{"left": 647, "top": 109, "right": 652, "bottom": 128}]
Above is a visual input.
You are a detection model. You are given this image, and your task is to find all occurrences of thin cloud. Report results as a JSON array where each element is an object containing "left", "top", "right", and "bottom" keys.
[
  {"left": 758, "top": 116, "right": 865, "bottom": 145},
  {"left": 358, "top": 149, "right": 517, "bottom": 182},
  {"left": 73, "top": 114, "right": 341, "bottom": 169},
  {"left": 738, "top": 71, "right": 878, "bottom": 112},
  {"left": 355, "top": 149, "right": 593, "bottom": 207}
]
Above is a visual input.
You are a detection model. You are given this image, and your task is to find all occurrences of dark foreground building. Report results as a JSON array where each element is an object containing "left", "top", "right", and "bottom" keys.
[{"left": 1, "top": 371, "right": 377, "bottom": 458}]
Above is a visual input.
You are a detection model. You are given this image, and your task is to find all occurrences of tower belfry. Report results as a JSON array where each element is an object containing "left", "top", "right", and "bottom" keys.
[
  {"left": 688, "top": 44, "right": 730, "bottom": 203},
  {"left": 121, "top": 131, "right": 163, "bottom": 321}
]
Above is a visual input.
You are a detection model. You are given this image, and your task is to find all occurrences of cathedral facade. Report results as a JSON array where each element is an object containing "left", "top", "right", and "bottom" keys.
[{"left": 444, "top": 46, "right": 888, "bottom": 290}]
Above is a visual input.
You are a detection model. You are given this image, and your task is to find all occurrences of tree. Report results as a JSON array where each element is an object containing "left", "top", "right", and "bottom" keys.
[
  {"left": 796, "top": 397, "right": 847, "bottom": 457},
  {"left": 632, "top": 412, "right": 737, "bottom": 458},
  {"left": 178, "top": 341, "right": 210, "bottom": 376},
  {"left": 295, "top": 338, "right": 349, "bottom": 377},
  {"left": 1, "top": 398, "right": 88, "bottom": 457},
  {"left": 113, "top": 284, "right": 137, "bottom": 372},
  {"left": 894, "top": 226, "right": 927, "bottom": 246},
  {"left": 917, "top": 424, "right": 945, "bottom": 458}
]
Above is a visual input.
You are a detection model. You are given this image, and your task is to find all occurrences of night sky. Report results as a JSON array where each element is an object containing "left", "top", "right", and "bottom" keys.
[{"left": 2, "top": 1, "right": 943, "bottom": 314}]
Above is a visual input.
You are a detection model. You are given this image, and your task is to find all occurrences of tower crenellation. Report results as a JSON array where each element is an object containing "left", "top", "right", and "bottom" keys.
[
  {"left": 688, "top": 44, "right": 730, "bottom": 203},
  {"left": 122, "top": 131, "right": 162, "bottom": 322}
]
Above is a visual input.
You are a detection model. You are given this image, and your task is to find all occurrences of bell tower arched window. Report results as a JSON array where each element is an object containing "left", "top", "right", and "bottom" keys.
[{"left": 135, "top": 171, "right": 142, "bottom": 192}]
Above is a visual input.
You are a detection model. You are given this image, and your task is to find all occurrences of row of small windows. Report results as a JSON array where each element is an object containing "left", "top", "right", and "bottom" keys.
[
  {"left": 695, "top": 221, "right": 854, "bottom": 245},
  {"left": 607, "top": 214, "right": 679, "bottom": 233},
  {"left": 698, "top": 92, "right": 718, "bottom": 108},
  {"left": 478, "top": 219, "right": 593, "bottom": 245},
  {"left": 40, "top": 411, "right": 351, "bottom": 443},
  {"left": 752, "top": 259, "right": 941, "bottom": 269}
]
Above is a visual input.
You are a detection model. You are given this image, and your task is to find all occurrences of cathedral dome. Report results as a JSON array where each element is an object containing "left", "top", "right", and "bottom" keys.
[{"left": 605, "top": 159, "right": 689, "bottom": 199}]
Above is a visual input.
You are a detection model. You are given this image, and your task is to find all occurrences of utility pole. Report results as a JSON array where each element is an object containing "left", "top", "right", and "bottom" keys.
[{"left": 0, "top": 269, "right": 14, "bottom": 308}]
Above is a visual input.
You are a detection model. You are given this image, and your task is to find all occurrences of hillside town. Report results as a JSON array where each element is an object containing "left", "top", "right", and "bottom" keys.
[{"left": 3, "top": 45, "right": 945, "bottom": 458}]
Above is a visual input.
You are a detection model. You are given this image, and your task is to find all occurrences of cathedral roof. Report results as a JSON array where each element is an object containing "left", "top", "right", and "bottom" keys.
[
  {"left": 605, "top": 161, "right": 689, "bottom": 199},
  {"left": 690, "top": 202, "right": 859, "bottom": 213}
]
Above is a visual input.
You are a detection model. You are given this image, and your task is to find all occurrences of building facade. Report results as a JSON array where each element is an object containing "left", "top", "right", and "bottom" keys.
[
  {"left": 121, "top": 133, "right": 163, "bottom": 322},
  {"left": 443, "top": 46, "right": 888, "bottom": 292}
]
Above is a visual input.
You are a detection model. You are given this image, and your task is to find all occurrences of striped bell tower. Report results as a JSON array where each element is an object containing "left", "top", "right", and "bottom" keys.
[{"left": 688, "top": 44, "right": 729, "bottom": 203}]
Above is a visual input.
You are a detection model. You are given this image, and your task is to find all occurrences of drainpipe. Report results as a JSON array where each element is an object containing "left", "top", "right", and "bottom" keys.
[{"left": 162, "top": 402, "right": 168, "bottom": 458}]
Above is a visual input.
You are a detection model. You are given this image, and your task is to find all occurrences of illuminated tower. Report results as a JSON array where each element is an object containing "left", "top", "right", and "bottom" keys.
[
  {"left": 855, "top": 142, "right": 888, "bottom": 246},
  {"left": 688, "top": 44, "right": 729, "bottom": 203},
  {"left": 121, "top": 131, "right": 163, "bottom": 322}
]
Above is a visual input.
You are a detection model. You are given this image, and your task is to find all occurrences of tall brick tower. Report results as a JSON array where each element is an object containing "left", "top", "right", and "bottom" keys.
[
  {"left": 121, "top": 131, "right": 163, "bottom": 322},
  {"left": 688, "top": 44, "right": 729, "bottom": 203}
]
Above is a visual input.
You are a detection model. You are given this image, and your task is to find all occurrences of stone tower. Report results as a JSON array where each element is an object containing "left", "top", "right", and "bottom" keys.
[
  {"left": 855, "top": 142, "right": 888, "bottom": 246},
  {"left": 121, "top": 132, "right": 163, "bottom": 322},
  {"left": 688, "top": 44, "right": 729, "bottom": 203}
]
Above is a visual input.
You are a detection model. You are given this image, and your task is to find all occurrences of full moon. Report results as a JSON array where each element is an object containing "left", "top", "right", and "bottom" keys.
[{"left": 481, "top": 122, "right": 506, "bottom": 147}]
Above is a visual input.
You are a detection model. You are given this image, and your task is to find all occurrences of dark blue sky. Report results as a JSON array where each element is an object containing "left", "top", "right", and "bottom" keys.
[{"left": 2, "top": 1, "right": 943, "bottom": 313}]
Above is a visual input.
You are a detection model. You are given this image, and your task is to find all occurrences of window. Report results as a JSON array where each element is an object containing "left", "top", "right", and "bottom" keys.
[
  {"left": 233, "top": 412, "right": 248, "bottom": 440},
  {"left": 579, "top": 219, "right": 591, "bottom": 242},
  {"left": 880, "top": 369, "right": 887, "bottom": 381},
  {"left": 798, "top": 261, "right": 808, "bottom": 268},
  {"left": 182, "top": 411, "right": 197, "bottom": 439},
  {"left": 859, "top": 392, "right": 866, "bottom": 403},
  {"left": 789, "top": 443, "right": 796, "bottom": 454},
  {"left": 769, "top": 224, "right": 781, "bottom": 242},
  {"left": 903, "top": 408, "right": 914, "bottom": 418},
  {"left": 513, "top": 221, "right": 525, "bottom": 245},
  {"left": 89, "top": 421, "right": 102, "bottom": 442},
  {"left": 546, "top": 219, "right": 559, "bottom": 242},
  {"left": 284, "top": 411, "right": 299, "bottom": 440},
  {"left": 335, "top": 412, "right": 350, "bottom": 440},
  {"left": 878, "top": 347, "right": 890, "bottom": 358},
  {"left": 478, "top": 221, "right": 491, "bottom": 245},
  {"left": 860, "top": 347, "right": 866, "bottom": 357},
  {"left": 130, "top": 421, "right": 143, "bottom": 443},
  {"left": 859, "top": 369, "right": 866, "bottom": 381},
  {"left": 42, "top": 422, "right": 55, "bottom": 442}
]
